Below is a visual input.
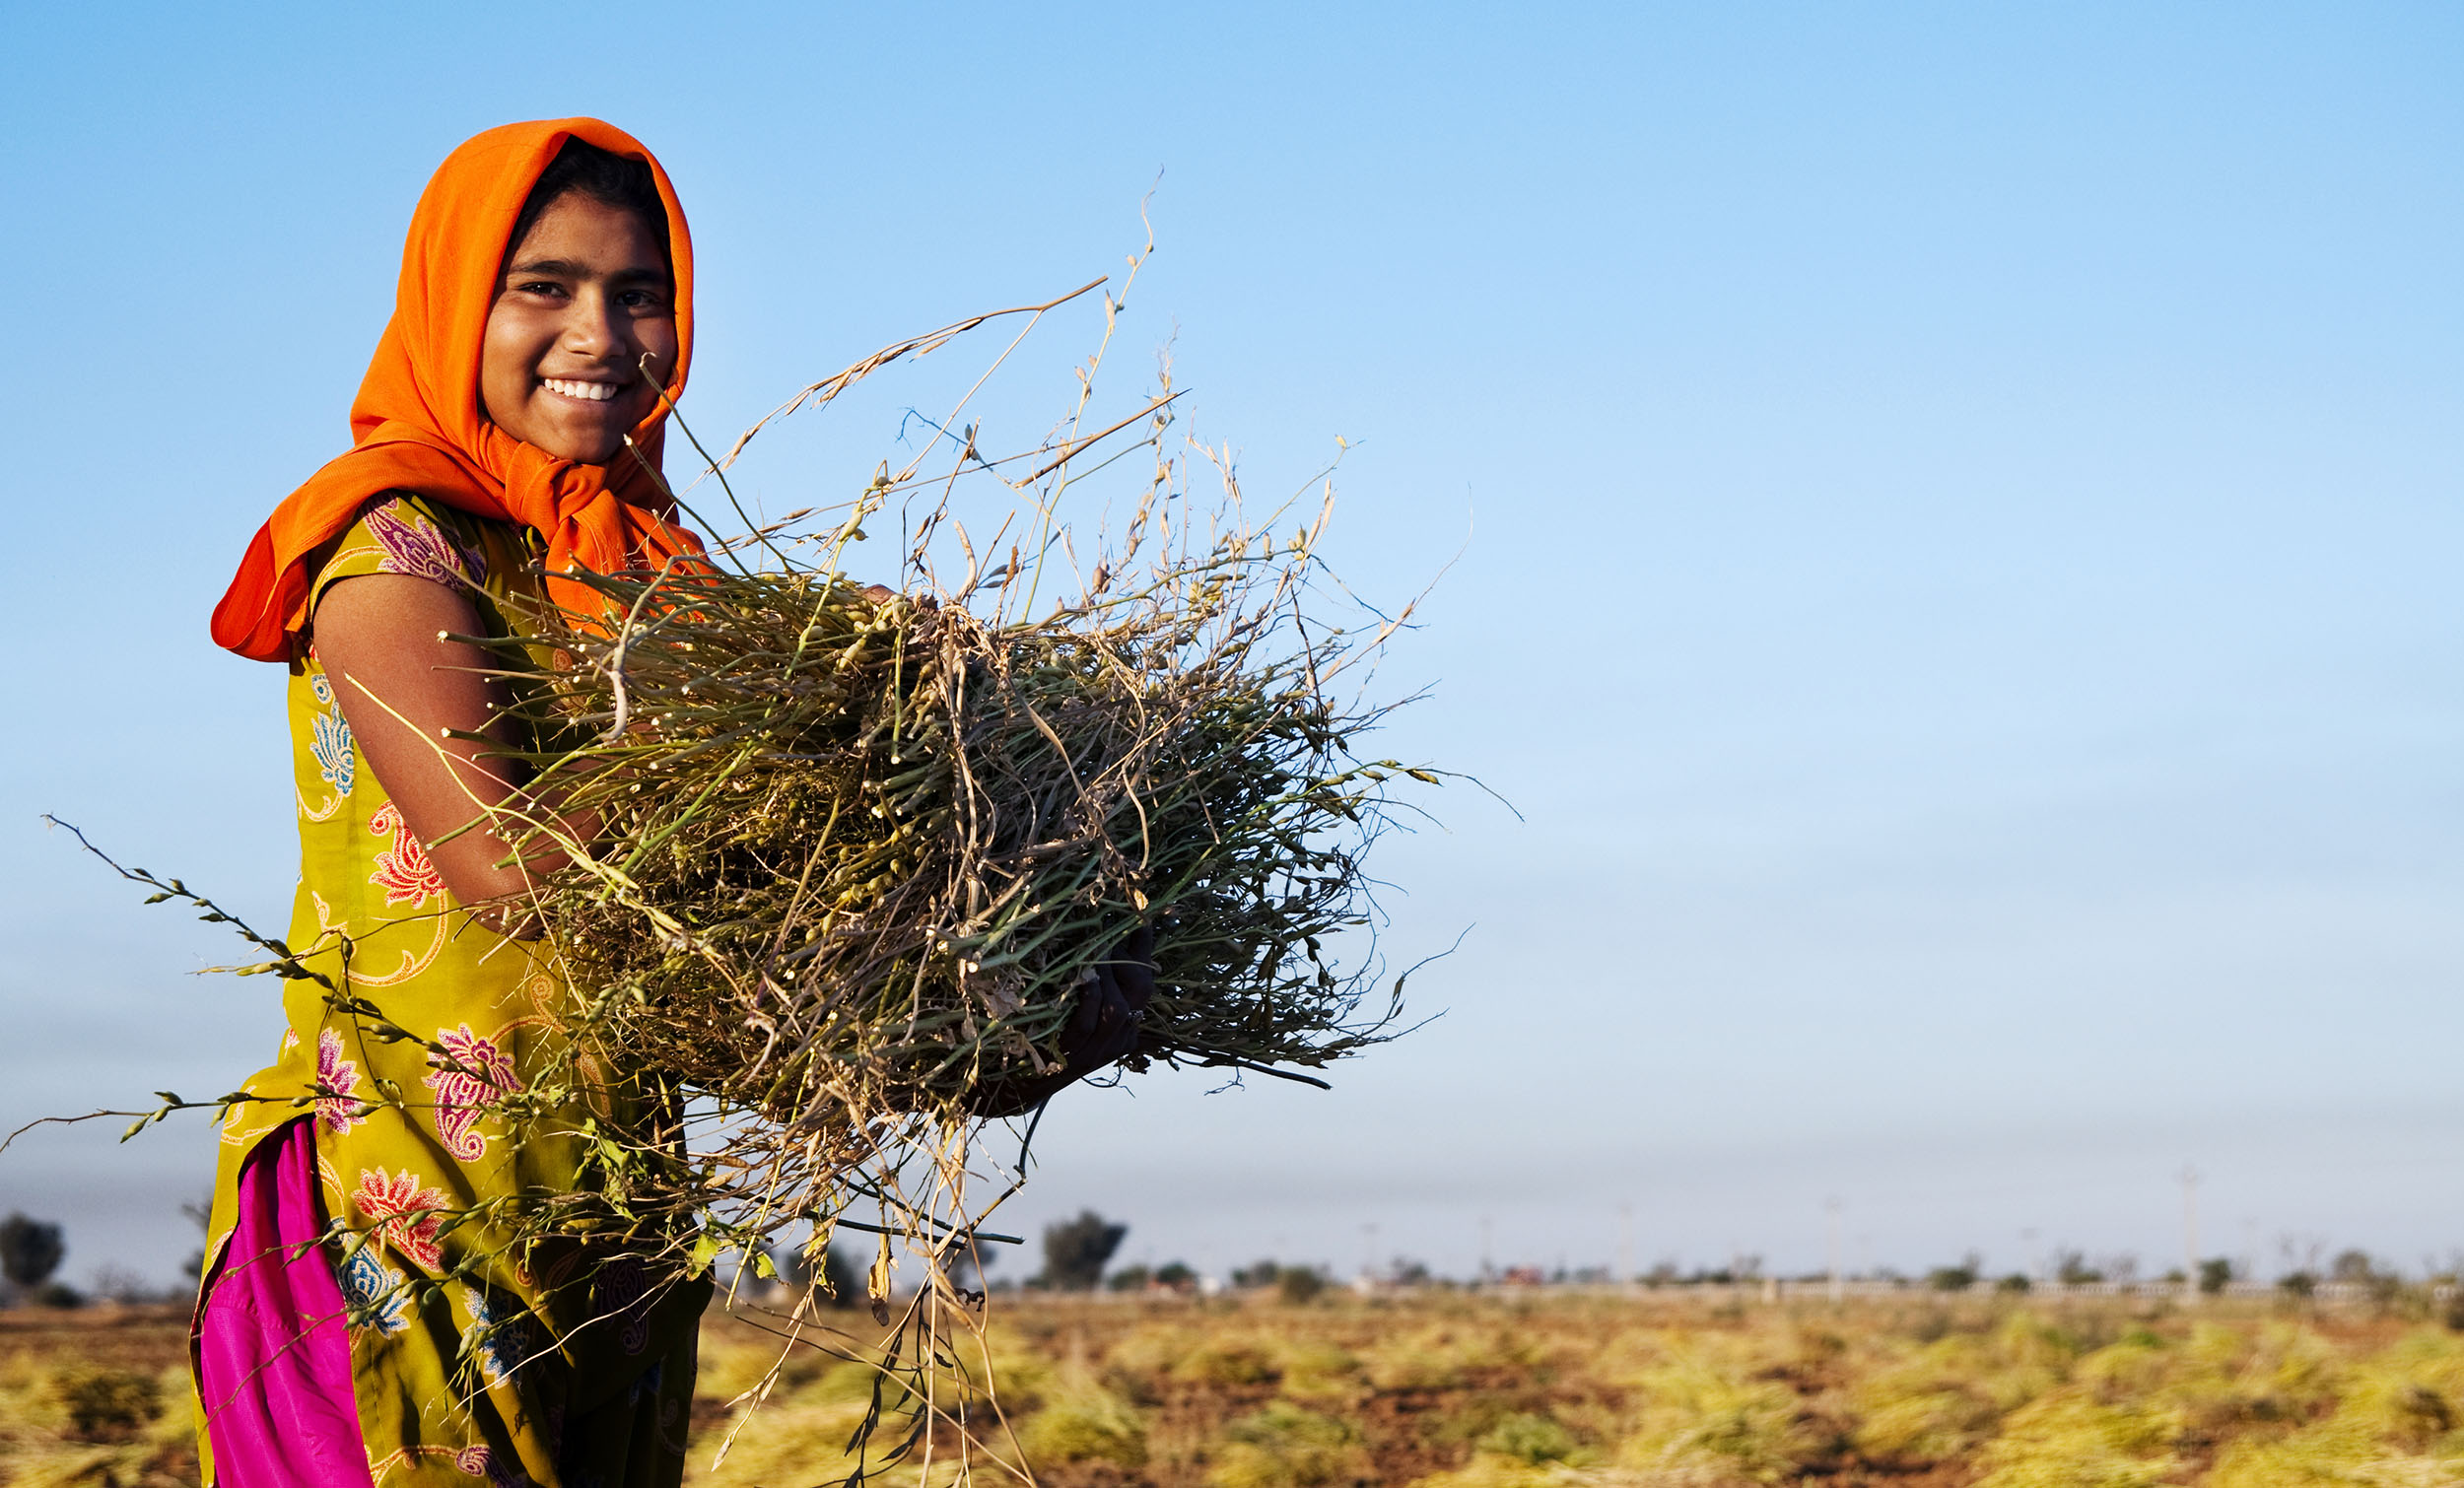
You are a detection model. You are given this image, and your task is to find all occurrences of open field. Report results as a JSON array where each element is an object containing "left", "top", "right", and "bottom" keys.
[{"left": 8, "top": 1291, "right": 2464, "bottom": 1485}]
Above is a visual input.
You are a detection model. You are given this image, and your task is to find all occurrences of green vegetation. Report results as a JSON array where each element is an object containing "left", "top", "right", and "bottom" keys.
[
  {"left": 13, "top": 1290, "right": 2464, "bottom": 1485},
  {"left": 676, "top": 1289, "right": 2464, "bottom": 1486}
]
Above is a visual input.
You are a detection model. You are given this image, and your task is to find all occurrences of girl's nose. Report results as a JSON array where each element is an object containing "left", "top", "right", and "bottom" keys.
[{"left": 563, "top": 288, "right": 627, "bottom": 357}]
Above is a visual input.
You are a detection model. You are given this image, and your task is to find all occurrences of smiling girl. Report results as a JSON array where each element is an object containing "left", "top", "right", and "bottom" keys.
[
  {"left": 201, "top": 119, "right": 712, "bottom": 1488},
  {"left": 200, "top": 116, "right": 1152, "bottom": 1488}
]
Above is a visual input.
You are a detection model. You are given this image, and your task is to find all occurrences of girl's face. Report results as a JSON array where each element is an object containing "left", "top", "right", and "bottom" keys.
[{"left": 479, "top": 192, "right": 677, "bottom": 465}]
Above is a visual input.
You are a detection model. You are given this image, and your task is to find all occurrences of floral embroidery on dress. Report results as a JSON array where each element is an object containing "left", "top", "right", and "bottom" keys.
[
  {"left": 354, "top": 1167, "right": 450, "bottom": 1271},
  {"left": 313, "top": 705, "right": 357, "bottom": 794},
  {"left": 314, "top": 1028, "right": 369, "bottom": 1134},
  {"left": 369, "top": 803, "right": 447, "bottom": 907},
  {"left": 425, "top": 1024, "right": 522, "bottom": 1159},
  {"left": 336, "top": 1243, "right": 411, "bottom": 1335},
  {"left": 450, "top": 1444, "right": 533, "bottom": 1488},
  {"left": 365, "top": 501, "right": 486, "bottom": 590},
  {"left": 459, "top": 1284, "right": 542, "bottom": 1391},
  {"left": 590, "top": 1255, "right": 654, "bottom": 1356},
  {"left": 293, "top": 671, "right": 354, "bottom": 823}
]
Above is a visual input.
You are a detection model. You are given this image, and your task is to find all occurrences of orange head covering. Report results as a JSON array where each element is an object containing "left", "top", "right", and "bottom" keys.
[{"left": 213, "top": 117, "right": 706, "bottom": 662}]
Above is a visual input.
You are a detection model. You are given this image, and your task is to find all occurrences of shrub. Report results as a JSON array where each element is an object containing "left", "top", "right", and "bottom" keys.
[
  {"left": 1363, "top": 1324, "right": 1485, "bottom": 1392},
  {"left": 1619, "top": 1354, "right": 1820, "bottom": 1480},
  {"left": 52, "top": 1367, "right": 162, "bottom": 1442},
  {"left": 1207, "top": 1402, "right": 1363, "bottom": 1488},
  {"left": 1231, "top": 1258, "right": 1281, "bottom": 1289},
  {"left": 1277, "top": 1266, "right": 1329, "bottom": 1306},
  {"left": 1852, "top": 1384, "right": 2004, "bottom": 1465},
  {"left": 1277, "top": 1342, "right": 1364, "bottom": 1400},
  {"left": 1020, "top": 1388, "right": 1147, "bottom": 1468},
  {"left": 1969, "top": 1388, "right": 2182, "bottom": 1488},
  {"left": 1478, "top": 1412, "right": 1579, "bottom": 1464},
  {"left": 35, "top": 1281, "right": 85, "bottom": 1309},
  {"left": 1174, "top": 1338, "right": 1279, "bottom": 1387},
  {"left": 1929, "top": 1257, "right": 1981, "bottom": 1293}
]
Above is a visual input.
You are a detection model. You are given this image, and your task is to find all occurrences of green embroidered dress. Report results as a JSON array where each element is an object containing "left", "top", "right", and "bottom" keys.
[{"left": 197, "top": 494, "right": 707, "bottom": 1488}]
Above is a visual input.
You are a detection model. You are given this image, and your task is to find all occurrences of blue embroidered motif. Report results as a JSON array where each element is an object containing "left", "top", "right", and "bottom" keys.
[
  {"left": 311, "top": 705, "right": 356, "bottom": 794},
  {"left": 308, "top": 672, "right": 356, "bottom": 793},
  {"left": 336, "top": 1244, "right": 410, "bottom": 1335},
  {"left": 461, "top": 1284, "right": 541, "bottom": 1387}
]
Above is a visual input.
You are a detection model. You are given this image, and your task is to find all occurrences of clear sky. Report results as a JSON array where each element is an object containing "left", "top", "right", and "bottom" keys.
[{"left": 2, "top": 3, "right": 2457, "bottom": 1290}]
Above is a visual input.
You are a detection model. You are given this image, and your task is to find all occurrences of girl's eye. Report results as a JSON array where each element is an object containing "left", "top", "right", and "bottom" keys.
[{"left": 516, "top": 281, "right": 566, "bottom": 297}]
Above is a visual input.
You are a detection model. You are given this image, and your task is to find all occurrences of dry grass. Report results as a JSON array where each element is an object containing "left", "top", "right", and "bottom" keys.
[
  {"left": 0, "top": 1307, "right": 196, "bottom": 1488},
  {"left": 11, "top": 1293, "right": 2464, "bottom": 1486},
  {"left": 681, "top": 1291, "right": 2464, "bottom": 1488}
]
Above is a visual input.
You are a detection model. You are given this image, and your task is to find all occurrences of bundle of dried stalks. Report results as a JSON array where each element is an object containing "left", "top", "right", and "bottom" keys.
[{"left": 484, "top": 476, "right": 1424, "bottom": 1248}]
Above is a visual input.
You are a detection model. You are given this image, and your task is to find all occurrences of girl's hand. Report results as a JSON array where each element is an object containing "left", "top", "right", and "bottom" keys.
[{"left": 965, "top": 926, "right": 1155, "bottom": 1117}]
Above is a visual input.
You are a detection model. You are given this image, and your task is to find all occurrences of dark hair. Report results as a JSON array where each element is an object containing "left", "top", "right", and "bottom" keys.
[{"left": 507, "top": 138, "right": 671, "bottom": 266}]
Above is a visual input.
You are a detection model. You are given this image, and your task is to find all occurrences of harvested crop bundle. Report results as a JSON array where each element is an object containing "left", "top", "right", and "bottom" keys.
[{"left": 495, "top": 521, "right": 1413, "bottom": 1140}]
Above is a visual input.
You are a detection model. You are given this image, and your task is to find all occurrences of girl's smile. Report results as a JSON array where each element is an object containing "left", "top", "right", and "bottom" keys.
[{"left": 479, "top": 192, "right": 676, "bottom": 465}]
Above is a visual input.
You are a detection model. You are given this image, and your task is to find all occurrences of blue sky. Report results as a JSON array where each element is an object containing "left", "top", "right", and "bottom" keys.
[{"left": 2, "top": 3, "right": 2457, "bottom": 1288}]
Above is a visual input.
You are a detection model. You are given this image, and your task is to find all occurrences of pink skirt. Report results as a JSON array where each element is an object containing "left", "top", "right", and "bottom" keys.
[{"left": 196, "top": 1118, "right": 375, "bottom": 1488}]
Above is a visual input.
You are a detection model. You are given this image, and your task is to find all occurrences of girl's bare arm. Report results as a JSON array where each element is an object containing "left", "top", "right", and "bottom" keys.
[{"left": 311, "top": 573, "right": 583, "bottom": 931}]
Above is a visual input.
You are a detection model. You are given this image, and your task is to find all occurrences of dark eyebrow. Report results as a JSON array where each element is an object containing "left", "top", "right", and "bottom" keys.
[
  {"left": 504, "top": 256, "right": 589, "bottom": 279},
  {"left": 502, "top": 258, "right": 672, "bottom": 292}
]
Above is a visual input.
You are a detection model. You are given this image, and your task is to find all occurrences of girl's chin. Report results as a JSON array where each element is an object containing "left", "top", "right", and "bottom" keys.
[{"left": 537, "top": 415, "right": 632, "bottom": 465}]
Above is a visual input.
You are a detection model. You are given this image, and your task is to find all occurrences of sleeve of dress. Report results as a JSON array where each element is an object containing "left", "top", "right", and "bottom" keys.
[{"left": 308, "top": 494, "right": 493, "bottom": 615}]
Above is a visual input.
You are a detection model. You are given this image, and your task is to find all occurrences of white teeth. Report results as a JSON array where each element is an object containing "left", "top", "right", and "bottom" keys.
[{"left": 543, "top": 377, "right": 620, "bottom": 402}]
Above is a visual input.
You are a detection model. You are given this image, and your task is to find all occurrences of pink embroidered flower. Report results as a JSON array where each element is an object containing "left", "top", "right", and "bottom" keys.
[
  {"left": 354, "top": 1167, "right": 450, "bottom": 1271},
  {"left": 369, "top": 803, "right": 446, "bottom": 906},
  {"left": 365, "top": 502, "right": 484, "bottom": 590},
  {"left": 425, "top": 1024, "right": 522, "bottom": 1160},
  {"left": 314, "top": 1028, "right": 368, "bottom": 1134}
]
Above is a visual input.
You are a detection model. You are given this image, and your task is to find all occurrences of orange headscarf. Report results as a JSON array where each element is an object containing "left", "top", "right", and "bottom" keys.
[{"left": 212, "top": 117, "right": 706, "bottom": 663}]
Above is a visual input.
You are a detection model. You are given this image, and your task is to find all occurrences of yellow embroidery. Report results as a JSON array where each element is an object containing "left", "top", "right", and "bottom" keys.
[{"left": 346, "top": 912, "right": 449, "bottom": 987}]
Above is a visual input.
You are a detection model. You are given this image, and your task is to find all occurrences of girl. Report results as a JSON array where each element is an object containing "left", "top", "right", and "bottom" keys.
[
  {"left": 201, "top": 118, "right": 711, "bottom": 1488},
  {"left": 200, "top": 117, "right": 1149, "bottom": 1488}
]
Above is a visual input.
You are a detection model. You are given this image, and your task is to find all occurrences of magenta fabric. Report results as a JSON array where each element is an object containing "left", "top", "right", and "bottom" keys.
[{"left": 197, "top": 1118, "right": 375, "bottom": 1488}]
